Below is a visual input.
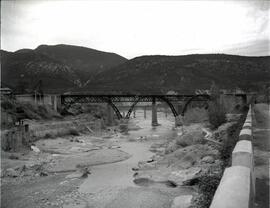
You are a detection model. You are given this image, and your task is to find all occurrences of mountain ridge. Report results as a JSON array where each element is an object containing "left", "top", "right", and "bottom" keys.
[
  {"left": 1, "top": 45, "right": 269, "bottom": 94},
  {"left": 86, "top": 53, "right": 270, "bottom": 94},
  {"left": 1, "top": 44, "right": 128, "bottom": 93}
]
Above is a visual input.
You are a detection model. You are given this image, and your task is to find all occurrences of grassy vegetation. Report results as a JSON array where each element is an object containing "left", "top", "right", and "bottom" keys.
[
  {"left": 208, "top": 102, "right": 226, "bottom": 129},
  {"left": 219, "top": 113, "right": 247, "bottom": 168},
  {"left": 68, "top": 128, "right": 80, "bottom": 136},
  {"left": 62, "top": 103, "right": 107, "bottom": 118},
  {"left": 208, "top": 83, "right": 226, "bottom": 129},
  {"left": 1, "top": 96, "right": 62, "bottom": 128},
  {"left": 176, "top": 130, "right": 206, "bottom": 147},
  {"left": 191, "top": 169, "right": 223, "bottom": 208},
  {"left": 191, "top": 111, "right": 247, "bottom": 208},
  {"left": 184, "top": 107, "right": 209, "bottom": 124},
  {"left": 42, "top": 128, "right": 80, "bottom": 139}
]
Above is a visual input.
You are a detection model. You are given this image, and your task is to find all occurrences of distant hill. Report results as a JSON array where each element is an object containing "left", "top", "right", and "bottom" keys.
[
  {"left": 86, "top": 54, "right": 270, "bottom": 94},
  {"left": 1, "top": 44, "right": 127, "bottom": 93},
  {"left": 35, "top": 44, "right": 127, "bottom": 82},
  {"left": 2, "top": 46, "right": 269, "bottom": 94}
]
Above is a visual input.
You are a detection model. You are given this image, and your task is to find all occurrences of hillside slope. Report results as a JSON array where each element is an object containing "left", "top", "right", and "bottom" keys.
[
  {"left": 87, "top": 54, "right": 270, "bottom": 94},
  {"left": 1, "top": 44, "right": 127, "bottom": 93},
  {"left": 35, "top": 44, "right": 127, "bottom": 82},
  {"left": 1, "top": 49, "right": 79, "bottom": 93}
]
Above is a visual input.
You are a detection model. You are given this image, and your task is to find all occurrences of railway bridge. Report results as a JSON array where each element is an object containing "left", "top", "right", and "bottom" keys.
[{"left": 60, "top": 93, "right": 249, "bottom": 127}]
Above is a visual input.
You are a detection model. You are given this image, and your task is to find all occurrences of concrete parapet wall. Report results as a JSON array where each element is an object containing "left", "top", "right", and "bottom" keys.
[
  {"left": 210, "top": 166, "right": 252, "bottom": 208},
  {"left": 210, "top": 105, "right": 255, "bottom": 208},
  {"left": 232, "top": 140, "right": 253, "bottom": 169}
]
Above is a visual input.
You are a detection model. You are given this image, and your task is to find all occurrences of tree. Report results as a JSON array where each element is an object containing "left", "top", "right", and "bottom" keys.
[{"left": 208, "top": 82, "right": 226, "bottom": 129}]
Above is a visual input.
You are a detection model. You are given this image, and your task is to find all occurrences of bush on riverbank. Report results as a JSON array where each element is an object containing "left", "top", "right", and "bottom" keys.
[
  {"left": 190, "top": 113, "right": 246, "bottom": 207},
  {"left": 176, "top": 129, "right": 205, "bottom": 147},
  {"left": 1, "top": 96, "right": 62, "bottom": 128},
  {"left": 208, "top": 82, "right": 226, "bottom": 129},
  {"left": 208, "top": 102, "right": 226, "bottom": 129},
  {"left": 191, "top": 169, "right": 223, "bottom": 208},
  {"left": 63, "top": 103, "right": 107, "bottom": 118},
  {"left": 184, "top": 107, "right": 209, "bottom": 124},
  {"left": 42, "top": 128, "right": 80, "bottom": 139},
  {"left": 219, "top": 114, "right": 246, "bottom": 168}
]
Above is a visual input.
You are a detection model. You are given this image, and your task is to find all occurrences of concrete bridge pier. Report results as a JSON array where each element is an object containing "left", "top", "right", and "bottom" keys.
[
  {"left": 52, "top": 95, "right": 58, "bottom": 111},
  {"left": 106, "top": 104, "right": 114, "bottom": 126},
  {"left": 175, "top": 115, "right": 183, "bottom": 127},
  {"left": 177, "top": 104, "right": 183, "bottom": 115},
  {"left": 144, "top": 106, "right": 147, "bottom": 119},
  {"left": 152, "top": 98, "right": 158, "bottom": 126}
]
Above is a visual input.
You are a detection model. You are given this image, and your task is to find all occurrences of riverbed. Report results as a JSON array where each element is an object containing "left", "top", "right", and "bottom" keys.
[
  {"left": 75, "top": 110, "right": 195, "bottom": 208},
  {"left": 1, "top": 109, "right": 197, "bottom": 208}
]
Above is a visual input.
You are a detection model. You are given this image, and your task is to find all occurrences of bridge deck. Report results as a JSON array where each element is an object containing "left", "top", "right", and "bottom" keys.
[{"left": 60, "top": 94, "right": 211, "bottom": 104}]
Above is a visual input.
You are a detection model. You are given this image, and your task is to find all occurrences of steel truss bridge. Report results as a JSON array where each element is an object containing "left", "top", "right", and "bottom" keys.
[{"left": 60, "top": 94, "right": 214, "bottom": 119}]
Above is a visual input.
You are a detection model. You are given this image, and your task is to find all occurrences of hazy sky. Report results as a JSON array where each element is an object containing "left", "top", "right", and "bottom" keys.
[{"left": 1, "top": 0, "right": 269, "bottom": 58}]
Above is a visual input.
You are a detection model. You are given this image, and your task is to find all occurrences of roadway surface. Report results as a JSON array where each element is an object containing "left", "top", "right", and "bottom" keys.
[{"left": 253, "top": 103, "right": 270, "bottom": 208}]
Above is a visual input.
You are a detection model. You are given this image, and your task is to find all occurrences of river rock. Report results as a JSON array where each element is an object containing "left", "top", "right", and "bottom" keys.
[
  {"left": 109, "top": 145, "right": 121, "bottom": 149},
  {"left": 168, "top": 167, "right": 201, "bottom": 186},
  {"left": 5, "top": 168, "right": 20, "bottom": 177},
  {"left": 165, "top": 140, "right": 179, "bottom": 154},
  {"left": 66, "top": 168, "right": 91, "bottom": 179},
  {"left": 226, "top": 114, "right": 241, "bottom": 122},
  {"left": 201, "top": 156, "right": 215, "bottom": 164},
  {"left": 134, "top": 169, "right": 171, "bottom": 182},
  {"left": 8, "top": 154, "right": 20, "bottom": 160},
  {"left": 171, "top": 195, "right": 193, "bottom": 208},
  {"left": 150, "top": 147, "right": 166, "bottom": 154},
  {"left": 31, "top": 145, "right": 41, "bottom": 153},
  {"left": 119, "top": 123, "right": 128, "bottom": 133},
  {"left": 138, "top": 161, "right": 157, "bottom": 170}
]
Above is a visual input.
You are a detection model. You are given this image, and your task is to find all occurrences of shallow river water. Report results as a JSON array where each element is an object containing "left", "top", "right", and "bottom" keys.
[{"left": 79, "top": 109, "right": 176, "bottom": 193}]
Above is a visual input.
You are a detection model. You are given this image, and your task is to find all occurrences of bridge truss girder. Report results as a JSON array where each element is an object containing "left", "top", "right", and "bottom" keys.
[{"left": 60, "top": 94, "right": 211, "bottom": 119}]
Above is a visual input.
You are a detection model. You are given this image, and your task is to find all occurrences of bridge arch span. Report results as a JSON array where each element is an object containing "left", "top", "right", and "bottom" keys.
[
  {"left": 105, "top": 100, "right": 123, "bottom": 120},
  {"left": 124, "top": 96, "right": 179, "bottom": 119},
  {"left": 159, "top": 96, "right": 179, "bottom": 117},
  {"left": 125, "top": 97, "right": 141, "bottom": 119},
  {"left": 181, "top": 94, "right": 211, "bottom": 116},
  {"left": 61, "top": 96, "right": 123, "bottom": 119}
]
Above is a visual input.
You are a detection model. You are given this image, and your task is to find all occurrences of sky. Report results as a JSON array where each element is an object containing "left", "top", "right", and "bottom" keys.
[{"left": 1, "top": 0, "right": 269, "bottom": 59}]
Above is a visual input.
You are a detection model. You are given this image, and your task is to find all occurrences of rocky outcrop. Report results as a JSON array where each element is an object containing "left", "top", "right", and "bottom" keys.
[
  {"left": 168, "top": 167, "right": 201, "bottom": 186},
  {"left": 171, "top": 195, "right": 193, "bottom": 208}
]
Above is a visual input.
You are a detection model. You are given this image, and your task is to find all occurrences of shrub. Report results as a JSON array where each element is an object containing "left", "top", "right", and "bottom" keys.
[
  {"left": 176, "top": 130, "right": 205, "bottom": 147},
  {"left": 219, "top": 115, "right": 245, "bottom": 167},
  {"left": 208, "top": 82, "right": 226, "bottom": 129},
  {"left": 208, "top": 102, "right": 226, "bottom": 129},
  {"left": 1, "top": 99, "right": 14, "bottom": 110},
  {"left": 9, "top": 154, "right": 19, "bottom": 160},
  {"left": 44, "top": 133, "right": 53, "bottom": 139},
  {"left": 184, "top": 107, "right": 208, "bottom": 124},
  {"left": 69, "top": 128, "right": 80, "bottom": 136},
  {"left": 191, "top": 169, "right": 223, "bottom": 208}
]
